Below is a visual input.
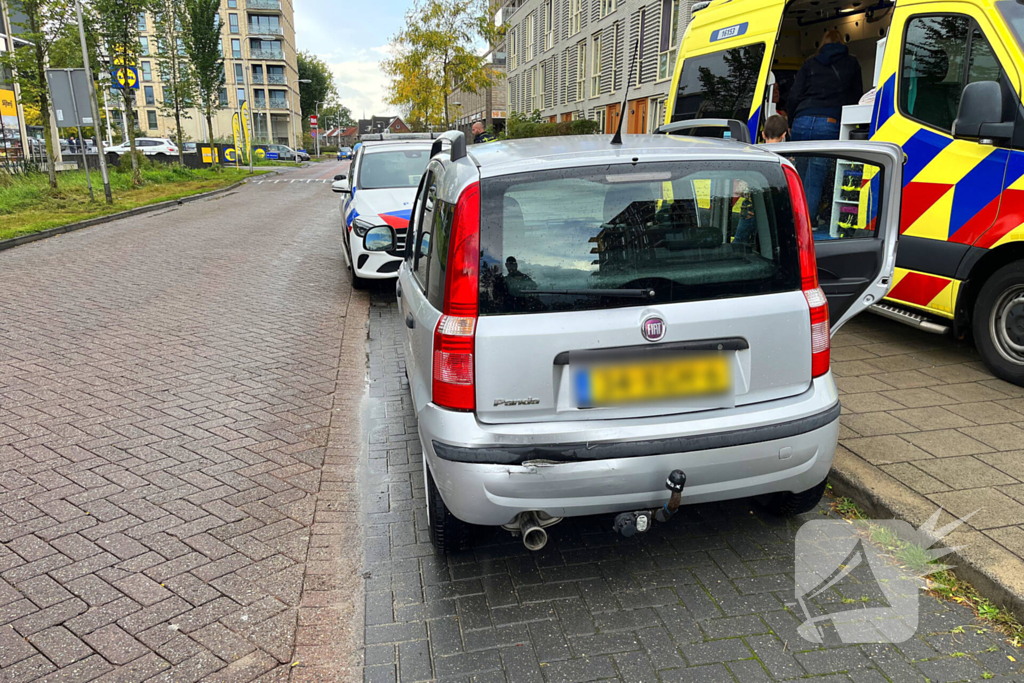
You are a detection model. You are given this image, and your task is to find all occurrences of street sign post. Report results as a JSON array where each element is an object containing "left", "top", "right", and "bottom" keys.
[
  {"left": 309, "top": 115, "right": 317, "bottom": 127},
  {"left": 45, "top": 68, "right": 95, "bottom": 200}
]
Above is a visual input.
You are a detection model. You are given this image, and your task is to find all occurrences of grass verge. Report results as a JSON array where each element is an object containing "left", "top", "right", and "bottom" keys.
[
  {"left": 0, "top": 165, "right": 264, "bottom": 241},
  {"left": 828, "top": 490, "right": 1024, "bottom": 647}
]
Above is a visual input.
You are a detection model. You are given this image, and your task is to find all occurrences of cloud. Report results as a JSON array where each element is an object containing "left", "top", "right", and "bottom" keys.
[{"left": 329, "top": 59, "right": 393, "bottom": 119}]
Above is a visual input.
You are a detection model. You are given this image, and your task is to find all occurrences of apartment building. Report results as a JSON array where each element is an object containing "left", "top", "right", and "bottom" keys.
[
  {"left": 501, "top": 0, "right": 689, "bottom": 134},
  {"left": 118, "top": 0, "right": 302, "bottom": 148}
]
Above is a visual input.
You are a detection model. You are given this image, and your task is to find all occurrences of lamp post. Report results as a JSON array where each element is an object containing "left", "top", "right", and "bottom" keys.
[{"left": 297, "top": 78, "right": 312, "bottom": 156}]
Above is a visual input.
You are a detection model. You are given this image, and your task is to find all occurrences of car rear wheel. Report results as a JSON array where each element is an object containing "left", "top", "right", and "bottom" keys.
[
  {"left": 759, "top": 478, "right": 828, "bottom": 517},
  {"left": 973, "top": 262, "right": 1024, "bottom": 386},
  {"left": 425, "top": 458, "right": 472, "bottom": 554}
]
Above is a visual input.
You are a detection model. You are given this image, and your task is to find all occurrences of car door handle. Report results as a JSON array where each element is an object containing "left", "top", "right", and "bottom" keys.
[
  {"left": 396, "top": 282, "right": 402, "bottom": 298},
  {"left": 405, "top": 314, "right": 415, "bottom": 329}
]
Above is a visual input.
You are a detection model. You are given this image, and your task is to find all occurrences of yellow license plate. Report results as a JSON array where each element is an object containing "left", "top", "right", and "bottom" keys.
[{"left": 576, "top": 355, "right": 731, "bottom": 407}]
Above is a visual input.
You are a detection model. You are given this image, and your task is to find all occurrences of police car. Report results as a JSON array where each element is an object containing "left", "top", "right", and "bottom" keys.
[{"left": 332, "top": 134, "right": 436, "bottom": 288}]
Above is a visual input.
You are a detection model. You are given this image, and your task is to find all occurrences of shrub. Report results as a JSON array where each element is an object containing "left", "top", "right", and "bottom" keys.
[{"left": 503, "top": 110, "right": 602, "bottom": 139}]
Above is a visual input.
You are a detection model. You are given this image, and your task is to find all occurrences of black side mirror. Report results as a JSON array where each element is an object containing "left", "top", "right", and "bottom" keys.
[
  {"left": 953, "top": 81, "right": 1013, "bottom": 143},
  {"left": 334, "top": 174, "right": 346, "bottom": 181}
]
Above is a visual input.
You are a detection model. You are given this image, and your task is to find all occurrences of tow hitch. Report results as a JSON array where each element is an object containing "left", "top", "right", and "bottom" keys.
[{"left": 613, "top": 470, "right": 686, "bottom": 538}]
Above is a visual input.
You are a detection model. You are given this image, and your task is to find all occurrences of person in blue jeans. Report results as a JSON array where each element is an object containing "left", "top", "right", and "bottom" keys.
[{"left": 787, "top": 29, "right": 863, "bottom": 229}]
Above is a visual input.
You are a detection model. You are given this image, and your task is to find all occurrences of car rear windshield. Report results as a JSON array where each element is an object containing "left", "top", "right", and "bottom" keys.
[
  {"left": 479, "top": 160, "right": 800, "bottom": 315},
  {"left": 359, "top": 149, "right": 429, "bottom": 189},
  {"left": 671, "top": 43, "right": 766, "bottom": 123}
]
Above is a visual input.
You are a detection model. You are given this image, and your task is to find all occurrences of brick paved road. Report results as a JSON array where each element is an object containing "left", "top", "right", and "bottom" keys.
[
  {"left": 363, "top": 292, "right": 1024, "bottom": 683},
  {"left": 0, "top": 173, "right": 368, "bottom": 683}
]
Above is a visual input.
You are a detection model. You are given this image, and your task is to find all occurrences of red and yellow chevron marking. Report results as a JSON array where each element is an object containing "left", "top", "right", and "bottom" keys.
[{"left": 885, "top": 268, "right": 959, "bottom": 319}]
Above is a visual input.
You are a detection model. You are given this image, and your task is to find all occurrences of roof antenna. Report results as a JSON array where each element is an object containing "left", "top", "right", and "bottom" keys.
[{"left": 611, "top": 39, "right": 640, "bottom": 145}]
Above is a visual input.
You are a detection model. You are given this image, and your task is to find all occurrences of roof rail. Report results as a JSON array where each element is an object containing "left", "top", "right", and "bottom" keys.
[
  {"left": 430, "top": 130, "right": 467, "bottom": 161},
  {"left": 655, "top": 118, "right": 751, "bottom": 143},
  {"left": 360, "top": 132, "right": 440, "bottom": 141}
]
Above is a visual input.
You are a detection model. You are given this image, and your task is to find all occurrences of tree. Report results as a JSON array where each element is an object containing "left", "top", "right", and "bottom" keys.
[
  {"left": 94, "top": 0, "right": 149, "bottom": 186},
  {"left": 151, "top": 0, "right": 193, "bottom": 165},
  {"left": 382, "top": 0, "right": 500, "bottom": 130},
  {"left": 0, "top": 0, "right": 75, "bottom": 188},
  {"left": 296, "top": 51, "right": 337, "bottom": 120},
  {"left": 181, "top": 0, "right": 224, "bottom": 155},
  {"left": 319, "top": 102, "right": 354, "bottom": 130}
]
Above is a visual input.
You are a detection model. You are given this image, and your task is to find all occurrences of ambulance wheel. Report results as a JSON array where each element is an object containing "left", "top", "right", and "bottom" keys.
[
  {"left": 974, "top": 263, "right": 1024, "bottom": 386},
  {"left": 425, "top": 458, "right": 472, "bottom": 554}
]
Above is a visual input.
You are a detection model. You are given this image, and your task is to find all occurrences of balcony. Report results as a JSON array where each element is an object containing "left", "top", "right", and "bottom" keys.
[
  {"left": 248, "top": 23, "right": 283, "bottom": 36},
  {"left": 250, "top": 48, "right": 284, "bottom": 61},
  {"left": 251, "top": 74, "right": 264, "bottom": 84},
  {"left": 268, "top": 99, "right": 288, "bottom": 110},
  {"left": 251, "top": 100, "right": 267, "bottom": 110},
  {"left": 246, "top": 0, "right": 281, "bottom": 11},
  {"left": 266, "top": 73, "right": 286, "bottom": 85}
]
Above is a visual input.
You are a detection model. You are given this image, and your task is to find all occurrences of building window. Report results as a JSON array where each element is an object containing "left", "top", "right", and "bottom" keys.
[
  {"left": 139, "top": 37, "right": 148, "bottom": 54},
  {"left": 636, "top": 8, "right": 647, "bottom": 85},
  {"left": 147, "top": 110, "right": 158, "bottom": 129},
  {"left": 229, "top": 13, "right": 239, "bottom": 33},
  {"left": 141, "top": 61, "right": 152, "bottom": 81},
  {"left": 525, "top": 12, "right": 535, "bottom": 62},
  {"left": 594, "top": 107, "right": 607, "bottom": 132},
  {"left": 570, "top": 0, "right": 581, "bottom": 36},
  {"left": 591, "top": 34, "right": 602, "bottom": 95},
  {"left": 544, "top": 1, "right": 554, "bottom": 50},
  {"left": 234, "top": 63, "right": 244, "bottom": 83},
  {"left": 144, "top": 85, "right": 155, "bottom": 105},
  {"left": 575, "top": 42, "right": 585, "bottom": 102},
  {"left": 231, "top": 38, "right": 241, "bottom": 58},
  {"left": 658, "top": 0, "right": 681, "bottom": 81},
  {"left": 219, "top": 88, "right": 229, "bottom": 106},
  {"left": 137, "top": 12, "right": 147, "bottom": 32},
  {"left": 600, "top": 0, "right": 616, "bottom": 19},
  {"left": 508, "top": 27, "right": 517, "bottom": 70},
  {"left": 236, "top": 87, "right": 246, "bottom": 103},
  {"left": 228, "top": 0, "right": 236, "bottom": 6},
  {"left": 533, "top": 63, "right": 545, "bottom": 110}
]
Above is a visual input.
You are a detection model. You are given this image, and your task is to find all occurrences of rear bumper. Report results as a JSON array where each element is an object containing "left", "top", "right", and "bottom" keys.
[{"left": 421, "top": 374, "right": 840, "bottom": 526}]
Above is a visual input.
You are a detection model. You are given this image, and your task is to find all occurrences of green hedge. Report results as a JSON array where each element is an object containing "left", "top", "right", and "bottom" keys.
[{"left": 503, "top": 111, "right": 601, "bottom": 139}]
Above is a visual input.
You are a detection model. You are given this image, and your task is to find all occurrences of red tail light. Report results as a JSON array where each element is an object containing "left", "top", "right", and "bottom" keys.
[
  {"left": 784, "top": 165, "right": 830, "bottom": 378},
  {"left": 433, "top": 182, "right": 480, "bottom": 410}
]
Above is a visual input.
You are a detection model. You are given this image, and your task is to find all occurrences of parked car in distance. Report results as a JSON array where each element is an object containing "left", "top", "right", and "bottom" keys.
[
  {"left": 398, "top": 130, "right": 903, "bottom": 553},
  {"left": 337, "top": 147, "right": 353, "bottom": 160},
  {"left": 296, "top": 148, "right": 311, "bottom": 162},
  {"left": 333, "top": 135, "right": 434, "bottom": 288},
  {"left": 264, "top": 144, "right": 297, "bottom": 161},
  {"left": 106, "top": 138, "right": 179, "bottom": 158}
]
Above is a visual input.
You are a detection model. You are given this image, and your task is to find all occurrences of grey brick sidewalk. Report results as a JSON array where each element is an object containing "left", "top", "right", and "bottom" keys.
[
  {"left": 363, "top": 292, "right": 1023, "bottom": 683},
  {"left": 0, "top": 173, "right": 366, "bottom": 683}
]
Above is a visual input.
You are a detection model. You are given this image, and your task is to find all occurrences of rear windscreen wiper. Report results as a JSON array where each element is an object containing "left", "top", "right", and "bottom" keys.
[{"left": 524, "top": 288, "right": 656, "bottom": 299}]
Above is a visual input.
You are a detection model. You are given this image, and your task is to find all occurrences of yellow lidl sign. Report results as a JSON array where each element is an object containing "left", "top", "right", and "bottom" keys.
[{"left": 0, "top": 89, "right": 16, "bottom": 118}]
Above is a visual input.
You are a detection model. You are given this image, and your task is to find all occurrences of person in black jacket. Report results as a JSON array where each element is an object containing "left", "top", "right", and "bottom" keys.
[{"left": 788, "top": 29, "right": 863, "bottom": 228}]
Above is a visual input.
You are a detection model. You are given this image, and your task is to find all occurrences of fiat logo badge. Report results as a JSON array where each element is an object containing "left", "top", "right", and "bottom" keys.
[{"left": 642, "top": 317, "right": 665, "bottom": 342}]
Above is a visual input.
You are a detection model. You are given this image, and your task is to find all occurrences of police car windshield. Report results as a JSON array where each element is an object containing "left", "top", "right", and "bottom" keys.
[
  {"left": 359, "top": 149, "right": 428, "bottom": 189},
  {"left": 997, "top": 1, "right": 1024, "bottom": 52}
]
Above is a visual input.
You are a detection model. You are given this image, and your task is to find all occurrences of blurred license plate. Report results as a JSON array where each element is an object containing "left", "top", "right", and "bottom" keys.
[{"left": 576, "top": 355, "right": 731, "bottom": 407}]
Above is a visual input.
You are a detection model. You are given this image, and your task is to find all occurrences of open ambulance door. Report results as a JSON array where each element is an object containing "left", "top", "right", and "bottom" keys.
[
  {"left": 760, "top": 140, "right": 904, "bottom": 333},
  {"left": 666, "top": 0, "right": 787, "bottom": 141}
]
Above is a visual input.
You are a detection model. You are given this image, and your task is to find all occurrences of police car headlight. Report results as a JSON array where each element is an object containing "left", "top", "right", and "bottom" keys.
[{"left": 352, "top": 218, "right": 380, "bottom": 237}]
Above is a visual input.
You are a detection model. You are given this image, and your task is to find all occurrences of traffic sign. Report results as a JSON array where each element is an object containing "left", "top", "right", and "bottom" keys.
[
  {"left": 309, "top": 115, "right": 318, "bottom": 127},
  {"left": 111, "top": 67, "right": 139, "bottom": 90}
]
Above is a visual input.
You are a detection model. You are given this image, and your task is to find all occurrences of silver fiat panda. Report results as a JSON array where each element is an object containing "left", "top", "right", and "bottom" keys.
[{"left": 395, "top": 129, "right": 902, "bottom": 553}]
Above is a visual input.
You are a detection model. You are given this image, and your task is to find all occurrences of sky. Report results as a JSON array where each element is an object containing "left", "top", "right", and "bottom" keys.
[{"left": 294, "top": 0, "right": 408, "bottom": 120}]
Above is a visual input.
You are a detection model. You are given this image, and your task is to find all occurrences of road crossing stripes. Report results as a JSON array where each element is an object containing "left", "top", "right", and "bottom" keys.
[{"left": 253, "top": 178, "right": 331, "bottom": 184}]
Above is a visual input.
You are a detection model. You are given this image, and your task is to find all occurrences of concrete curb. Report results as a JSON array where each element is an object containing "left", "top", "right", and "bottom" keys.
[
  {"left": 0, "top": 174, "right": 268, "bottom": 253},
  {"left": 830, "top": 448, "right": 1024, "bottom": 622}
]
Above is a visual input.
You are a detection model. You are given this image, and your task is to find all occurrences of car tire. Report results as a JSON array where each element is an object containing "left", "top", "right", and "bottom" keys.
[
  {"left": 760, "top": 478, "right": 828, "bottom": 517},
  {"left": 972, "top": 262, "right": 1024, "bottom": 386},
  {"left": 348, "top": 254, "right": 367, "bottom": 290},
  {"left": 154, "top": 153, "right": 167, "bottom": 160},
  {"left": 425, "top": 458, "right": 472, "bottom": 554}
]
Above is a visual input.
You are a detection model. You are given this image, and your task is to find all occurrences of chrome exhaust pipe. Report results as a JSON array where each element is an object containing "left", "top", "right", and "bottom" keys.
[{"left": 519, "top": 511, "right": 548, "bottom": 551}]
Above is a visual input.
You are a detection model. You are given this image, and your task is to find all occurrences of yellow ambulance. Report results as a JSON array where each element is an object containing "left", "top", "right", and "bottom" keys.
[{"left": 666, "top": 0, "right": 1024, "bottom": 384}]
